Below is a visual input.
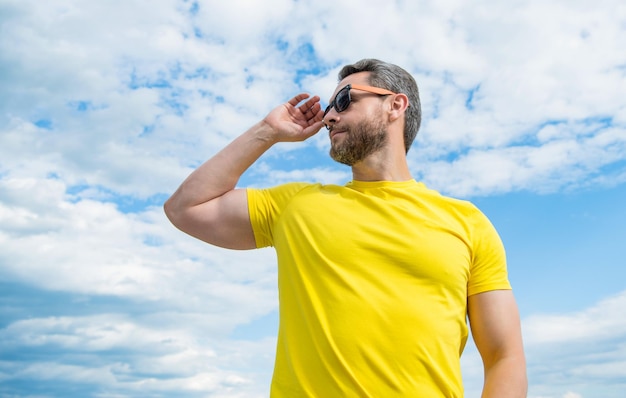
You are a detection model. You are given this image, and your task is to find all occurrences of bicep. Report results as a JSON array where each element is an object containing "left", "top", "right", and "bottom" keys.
[
  {"left": 169, "top": 188, "right": 257, "bottom": 250},
  {"left": 468, "top": 290, "right": 525, "bottom": 366}
]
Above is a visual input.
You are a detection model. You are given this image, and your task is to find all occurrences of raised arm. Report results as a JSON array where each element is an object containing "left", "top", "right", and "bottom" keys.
[
  {"left": 468, "top": 289, "right": 528, "bottom": 398},
  {"left": 164, "top": 93, "right": 324, "bottom": 249}
]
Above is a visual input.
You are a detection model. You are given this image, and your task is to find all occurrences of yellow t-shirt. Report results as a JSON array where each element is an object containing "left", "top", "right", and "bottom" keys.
[{"left": 247, "top": 180, "right": 511, "bottom": 397}]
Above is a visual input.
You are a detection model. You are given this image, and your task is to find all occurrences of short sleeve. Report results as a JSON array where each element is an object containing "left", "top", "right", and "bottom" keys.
[
  {"left": 247, "top": 182, "right": 312, "bottom": 248},
  {"left": 467, "top": 209, "right": 512, "bottom": 296}
]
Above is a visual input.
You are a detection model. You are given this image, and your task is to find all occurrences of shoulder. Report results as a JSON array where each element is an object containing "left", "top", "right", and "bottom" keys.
[
  {"left": 247, "top": 181, "right": 325, "bottom": 198},
  {"left": 411, "top": 182, "right": 485, "bottom": 220},
  {"left": 247, "top": 181, "right": 339, "bottom": 210}
]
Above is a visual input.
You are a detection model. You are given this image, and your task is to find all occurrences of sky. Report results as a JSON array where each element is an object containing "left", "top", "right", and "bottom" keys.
[{"left": 0, "top": 0, "right": 625, "bottom": 397}]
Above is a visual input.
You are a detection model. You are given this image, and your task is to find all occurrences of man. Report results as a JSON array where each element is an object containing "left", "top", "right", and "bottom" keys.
[{"left": 164, "top": 59, "right": 527, "bottom": 397}]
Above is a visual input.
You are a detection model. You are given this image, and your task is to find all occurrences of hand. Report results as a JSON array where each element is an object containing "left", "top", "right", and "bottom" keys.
[{"left": 262, "top": 93, "right": 325, "bottom": 142}]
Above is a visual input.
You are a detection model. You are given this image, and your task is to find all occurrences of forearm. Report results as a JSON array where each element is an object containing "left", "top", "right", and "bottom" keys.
[
  {"left": 165, "top": 120, "right": 276, "bottom": 213},
  {"left": 481, "top": 354, "right": 527, "bottom": 398}
]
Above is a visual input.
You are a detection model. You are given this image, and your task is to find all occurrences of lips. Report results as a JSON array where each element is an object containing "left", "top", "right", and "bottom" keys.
[{"left": 330, "top": 129, "right": 346, "bottom": 139}]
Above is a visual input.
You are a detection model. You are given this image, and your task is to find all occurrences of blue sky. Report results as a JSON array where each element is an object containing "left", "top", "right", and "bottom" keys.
[{"left": 1, "top": 0, "right": 625, "bottom": 397}]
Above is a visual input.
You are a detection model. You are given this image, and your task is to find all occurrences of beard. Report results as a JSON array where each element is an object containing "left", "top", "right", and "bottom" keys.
[{"left": 329, "top": 116, "right": 388, "bottom": 166}]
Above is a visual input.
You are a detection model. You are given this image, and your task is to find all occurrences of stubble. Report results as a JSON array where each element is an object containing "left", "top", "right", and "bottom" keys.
[{"left": 329, "top": 116, "right": 388, "bottom": 166}]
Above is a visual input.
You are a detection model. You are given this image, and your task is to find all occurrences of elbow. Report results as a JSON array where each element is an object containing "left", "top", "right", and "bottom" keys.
[
  {"left": 163, "top": 197, "right": 173, "bottom": 216},
  {"left": 163, "top": 195, "right": 202, "bottom": 236},
  {"left": 163, "top": 196, "right": 183, "bottom": 228},
  {"left": 482, "top": 352, "right": 528, "bottom": 397},
  {"left": 163, "top": 197, "right": 173, "bottom": 218}
]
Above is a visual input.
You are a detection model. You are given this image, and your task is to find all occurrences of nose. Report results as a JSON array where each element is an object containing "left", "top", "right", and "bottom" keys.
[{"left": 323, "top": 108, "right": 339, "bottom": 130}]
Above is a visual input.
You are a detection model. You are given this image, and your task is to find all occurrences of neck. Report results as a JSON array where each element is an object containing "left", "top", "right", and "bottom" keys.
[{"left": 350, "top": 146, "right": 413, "bottom": 182}]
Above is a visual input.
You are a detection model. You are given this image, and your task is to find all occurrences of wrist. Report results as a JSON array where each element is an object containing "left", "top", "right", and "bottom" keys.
[{"left": 253, "top": 120, "right": 280, "bottom": 145}]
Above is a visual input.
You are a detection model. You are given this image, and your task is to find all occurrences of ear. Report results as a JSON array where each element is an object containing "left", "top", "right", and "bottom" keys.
[{"left": 388, "top": 93, "right": 410, "bottom": 122}]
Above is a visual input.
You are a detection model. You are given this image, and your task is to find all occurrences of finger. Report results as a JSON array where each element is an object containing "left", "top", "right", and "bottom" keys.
[
  {"left": 299, "top": 95, "right": 321, "bottom": 111},
  {"left": 301, "top": 102, "right": 321, "bottom": 120},
  {"left": 287, "top": 93, "right": 310, "bottom": 107},
  {"left": 302, "top": 120, "right": 325, "bottom": 137},
  {"left": 313, "top": 106, "right": 324, "bottom": 122}
]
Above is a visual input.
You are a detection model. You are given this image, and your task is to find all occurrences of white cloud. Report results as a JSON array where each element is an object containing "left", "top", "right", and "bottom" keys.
[
  {"left": 1, "top": 0, "right": 625, "bottom": 396},
  {"left": 0, "top": 313, "right": 274, "bottom": 397},
  {"left": 0, "top": 175, "right": 278, "bottom": 332},
  {"left": 419, "top": 120, "right": 626, "bottom": 196},
  {"left": 2, "top": 0, "right": 624, "bottom": 197},
  {"left": 562, "top": 393, "right": 584, "bottom": 398},
  {"left": 459, "top": 291, "right": 626, "bottom": 398},
  {"left": 524, "top": 291, "right": 626, "bottom": 345},
  {"left": 522, "top": 291, "right": 626, "bottom": 397}
]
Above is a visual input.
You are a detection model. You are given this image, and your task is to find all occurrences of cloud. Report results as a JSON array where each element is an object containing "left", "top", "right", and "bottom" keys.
[
  {"left": 0, "top": 175, "right": 279, "bottom": 332},
  {"left": 522, "top": 291, "right": 626, "bottom": 397},
  {"left": 1, "top": 0, "right": 625, "bottom": 396},
  {"left": 2, "top": 0, "right": 624, "bottom": 198},
  {"left": 524, "top": 291, "right": 626, "bottom": 344},
  {"left": 0, "top": 314, "right": 272, "bottom": 397},
  {"left": 459, "top": 291, "right": 626, "bottom": 398},
  {"left": 419, "top": 119, "right": 626, "bottom": 196}
]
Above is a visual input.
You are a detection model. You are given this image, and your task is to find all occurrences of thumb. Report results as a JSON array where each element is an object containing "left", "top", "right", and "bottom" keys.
[{"left": 302, "top": 120, "right": 325, "bottom": 138}]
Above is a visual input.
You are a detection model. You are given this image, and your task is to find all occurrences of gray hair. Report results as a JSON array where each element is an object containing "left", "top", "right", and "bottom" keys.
[{"left": 338, "top": 59, "right": 422, "bottom": 153}]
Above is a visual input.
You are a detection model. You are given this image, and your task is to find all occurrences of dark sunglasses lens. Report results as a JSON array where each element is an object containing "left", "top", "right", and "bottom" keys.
[
  {"left": 335, "top": 87, "right": 351, "bottom": 112},
  {"left": 324, "top": 86, "right": 351, "bottom": 117}
]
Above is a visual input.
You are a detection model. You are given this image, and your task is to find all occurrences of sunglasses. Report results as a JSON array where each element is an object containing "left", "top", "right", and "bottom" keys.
[{"left": 323, "top": 84, "right": 397, "bottom": 120}]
